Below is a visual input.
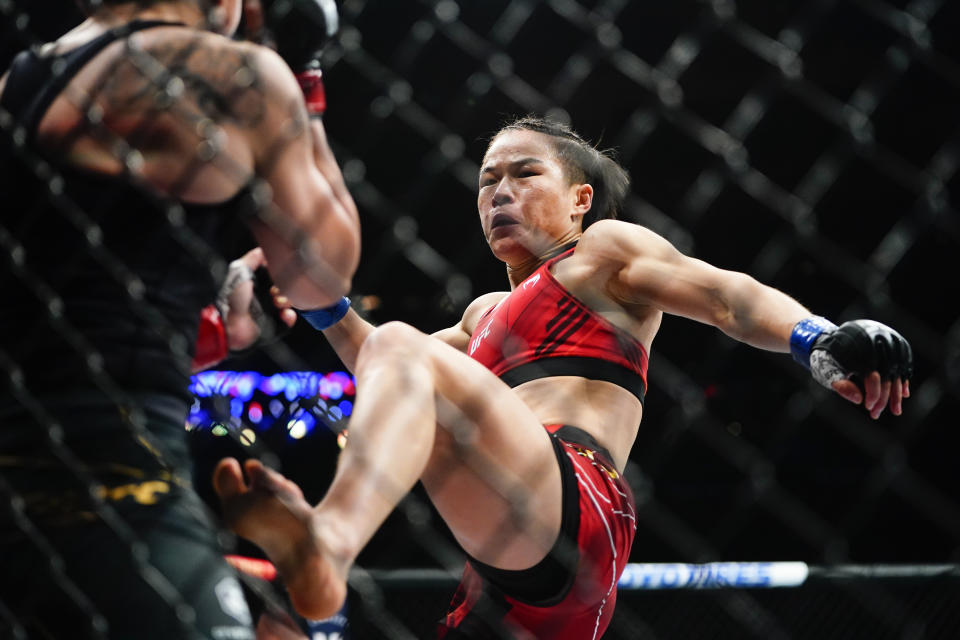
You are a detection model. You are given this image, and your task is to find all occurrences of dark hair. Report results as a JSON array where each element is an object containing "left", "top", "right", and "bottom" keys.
[{"left": 491, "top": 115, "right": 630, "bottom": 229}]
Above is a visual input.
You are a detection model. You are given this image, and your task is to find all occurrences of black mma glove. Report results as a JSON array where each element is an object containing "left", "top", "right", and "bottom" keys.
[
  {"left": 790, "top": 316, "right": 914, "bottom": 390},
  {"left": 260, "top": 0, "right": 339, "bottom": 116}
]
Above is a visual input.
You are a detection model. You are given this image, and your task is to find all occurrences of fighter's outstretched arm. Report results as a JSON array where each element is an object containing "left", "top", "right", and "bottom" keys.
[
  {"left": 310, "top": 306, "right": 375, "bottom": 373},
  {"left": 578, "top": 219, "right": 913, "bottom": 418},
  {"left": 303, "top": 289, "right": 506, "bottom": 373}
]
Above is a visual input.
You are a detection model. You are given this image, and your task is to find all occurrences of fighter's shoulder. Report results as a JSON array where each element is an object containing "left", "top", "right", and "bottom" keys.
[
  {"left": 461, "top": 291, "right": 509, "bottom": 326},
  {"left": 576, "top": 219, "right": 669, "bottom": 265},
  {"left": 220, "top": 37, "right": 295, "bottom": 80},
  {"left": 430, "top": 291, "right": 507, "bottom": 347},
  {"left": 139, "top": 29, "right": 295, "bottom": 92}
]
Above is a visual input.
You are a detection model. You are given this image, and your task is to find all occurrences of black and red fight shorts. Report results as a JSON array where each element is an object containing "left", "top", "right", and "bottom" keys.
[{"left": 438, "top": 424, "right": 637, "bottom": 639}]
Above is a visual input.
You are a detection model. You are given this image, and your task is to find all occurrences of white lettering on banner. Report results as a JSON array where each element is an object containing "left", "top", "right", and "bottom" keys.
[{"left": 617, "top": 562, "right": 809, "bottom": 589}]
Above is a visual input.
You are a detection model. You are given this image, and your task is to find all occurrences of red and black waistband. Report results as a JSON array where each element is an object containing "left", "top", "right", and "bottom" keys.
[{"left": 498, "top": 356, "right": 646, "bottom": 405}]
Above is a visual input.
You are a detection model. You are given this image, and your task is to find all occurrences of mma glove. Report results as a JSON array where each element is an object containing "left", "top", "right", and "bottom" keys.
[
  {"left": 192, "top": 259, "right": 292, "bottom": 372},
  {"left": 790, "top": 316, "right": 914, "bottom": 390},
  {"left": 192, "top": 305, "right": 229, "bottom": 372},
  {"left": 260, "top": 0, "right": 340, "bottom": 116}
]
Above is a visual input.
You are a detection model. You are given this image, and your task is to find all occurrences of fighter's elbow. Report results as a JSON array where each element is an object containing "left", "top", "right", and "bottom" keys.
[
  {"left": 299, "top": 224, "right": 360, "bottom": 307},
  {"left": 710, "top": 272, "right": 760, "bottom": 335},
  {"left": 328, "top": 210, "right": 361, "bottom": 284}
]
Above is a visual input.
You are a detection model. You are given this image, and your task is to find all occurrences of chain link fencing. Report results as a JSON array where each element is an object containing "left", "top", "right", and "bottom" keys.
[{"left": 2, "top": 0, "right": 959, "bottom": 638}]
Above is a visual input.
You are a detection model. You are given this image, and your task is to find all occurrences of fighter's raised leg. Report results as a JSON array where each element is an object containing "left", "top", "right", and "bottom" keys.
[{"left": 215, "top": 321, "right": 563, "bottom": 620}]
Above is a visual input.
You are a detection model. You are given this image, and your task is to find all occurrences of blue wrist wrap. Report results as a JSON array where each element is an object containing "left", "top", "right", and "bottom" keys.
[
  {"left": 790, "top": 316, "right": 838, "bottom": 369},
  {"left": 299, "top": 297, "right": 351, "bottom": 331}
]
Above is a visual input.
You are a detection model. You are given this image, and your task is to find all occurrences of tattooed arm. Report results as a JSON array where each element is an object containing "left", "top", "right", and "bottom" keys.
[
  {"left": 136, "top": 35, "right": 361, "bottom": 308},
  {"left": 240, "top": 43, "right": 360, "bottom": 309},
  {"left": 25, "top": 25, "right": 360, "bottom": 308},
  {"left": 135, "top": 35, "right": 361, "bottom": 308}
]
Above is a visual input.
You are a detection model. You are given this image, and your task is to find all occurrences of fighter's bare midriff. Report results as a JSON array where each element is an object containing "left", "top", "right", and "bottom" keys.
[{"left": 512, "top": 376, "right": 642, "bottom": 473}]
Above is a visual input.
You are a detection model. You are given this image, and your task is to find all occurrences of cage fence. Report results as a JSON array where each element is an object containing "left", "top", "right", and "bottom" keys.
[{"left": 1, "top": 0, "right": 960, "bottom": 638}]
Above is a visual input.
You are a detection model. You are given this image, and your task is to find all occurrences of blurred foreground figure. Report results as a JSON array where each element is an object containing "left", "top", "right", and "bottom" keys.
[{"left": 0, "top": 0, "right": 359, "bottom": 637}]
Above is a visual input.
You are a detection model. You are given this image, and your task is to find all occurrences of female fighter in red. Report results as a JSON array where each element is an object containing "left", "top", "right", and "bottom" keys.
[{"left": 215, "top": 116, "right": 912, "bottom": 639}]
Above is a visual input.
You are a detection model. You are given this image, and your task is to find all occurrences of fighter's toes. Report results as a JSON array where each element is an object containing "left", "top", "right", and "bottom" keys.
[{"left": 213, "top": 457, "right": 247, "bottom": 500}]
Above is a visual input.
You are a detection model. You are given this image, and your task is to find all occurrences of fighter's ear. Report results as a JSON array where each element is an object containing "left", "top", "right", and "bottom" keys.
[{"left": 572, "top": 183, "right": 593, "bottom": 222}]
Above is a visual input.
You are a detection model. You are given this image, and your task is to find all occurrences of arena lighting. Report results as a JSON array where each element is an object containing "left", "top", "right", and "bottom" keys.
[
  {"left": 190, "top": 370, "right": 356, "bottom": 402},
  {"left": 187, "top": 371, "right": 356, "bottom": 442},
  {"left": 286, "top": 409, "right": 316, "bottom": 440}
]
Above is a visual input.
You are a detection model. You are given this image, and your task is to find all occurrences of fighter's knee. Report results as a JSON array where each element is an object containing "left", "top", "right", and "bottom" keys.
[{"left": 359, "top": 321, "right": 425, "bottom": 361}]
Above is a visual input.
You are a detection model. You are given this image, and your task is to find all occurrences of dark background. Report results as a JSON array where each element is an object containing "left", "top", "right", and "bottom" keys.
[
  {"left": 306, "top": 0, "right": 960, "bottom": 566},
  {"left": 3, "top": 0, "right": 960, "bottom": 637}
]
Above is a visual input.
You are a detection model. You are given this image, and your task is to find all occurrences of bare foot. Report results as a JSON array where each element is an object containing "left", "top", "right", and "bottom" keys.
[{"left": 213, "top": 458, "right": 348, "bottom": 620}]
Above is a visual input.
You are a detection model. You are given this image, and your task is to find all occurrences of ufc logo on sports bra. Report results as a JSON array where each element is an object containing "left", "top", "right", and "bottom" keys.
[
  {"left": 469, "top": 325, "right": 491, "bottom": 356},
  {"left": 524, "top": 273, "right": 541, "bottom": 289}
]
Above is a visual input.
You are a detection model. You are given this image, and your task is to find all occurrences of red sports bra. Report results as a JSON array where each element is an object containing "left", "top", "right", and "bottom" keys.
[{"left": 468, "top": 249, "right": 649, "bottom": 403}]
